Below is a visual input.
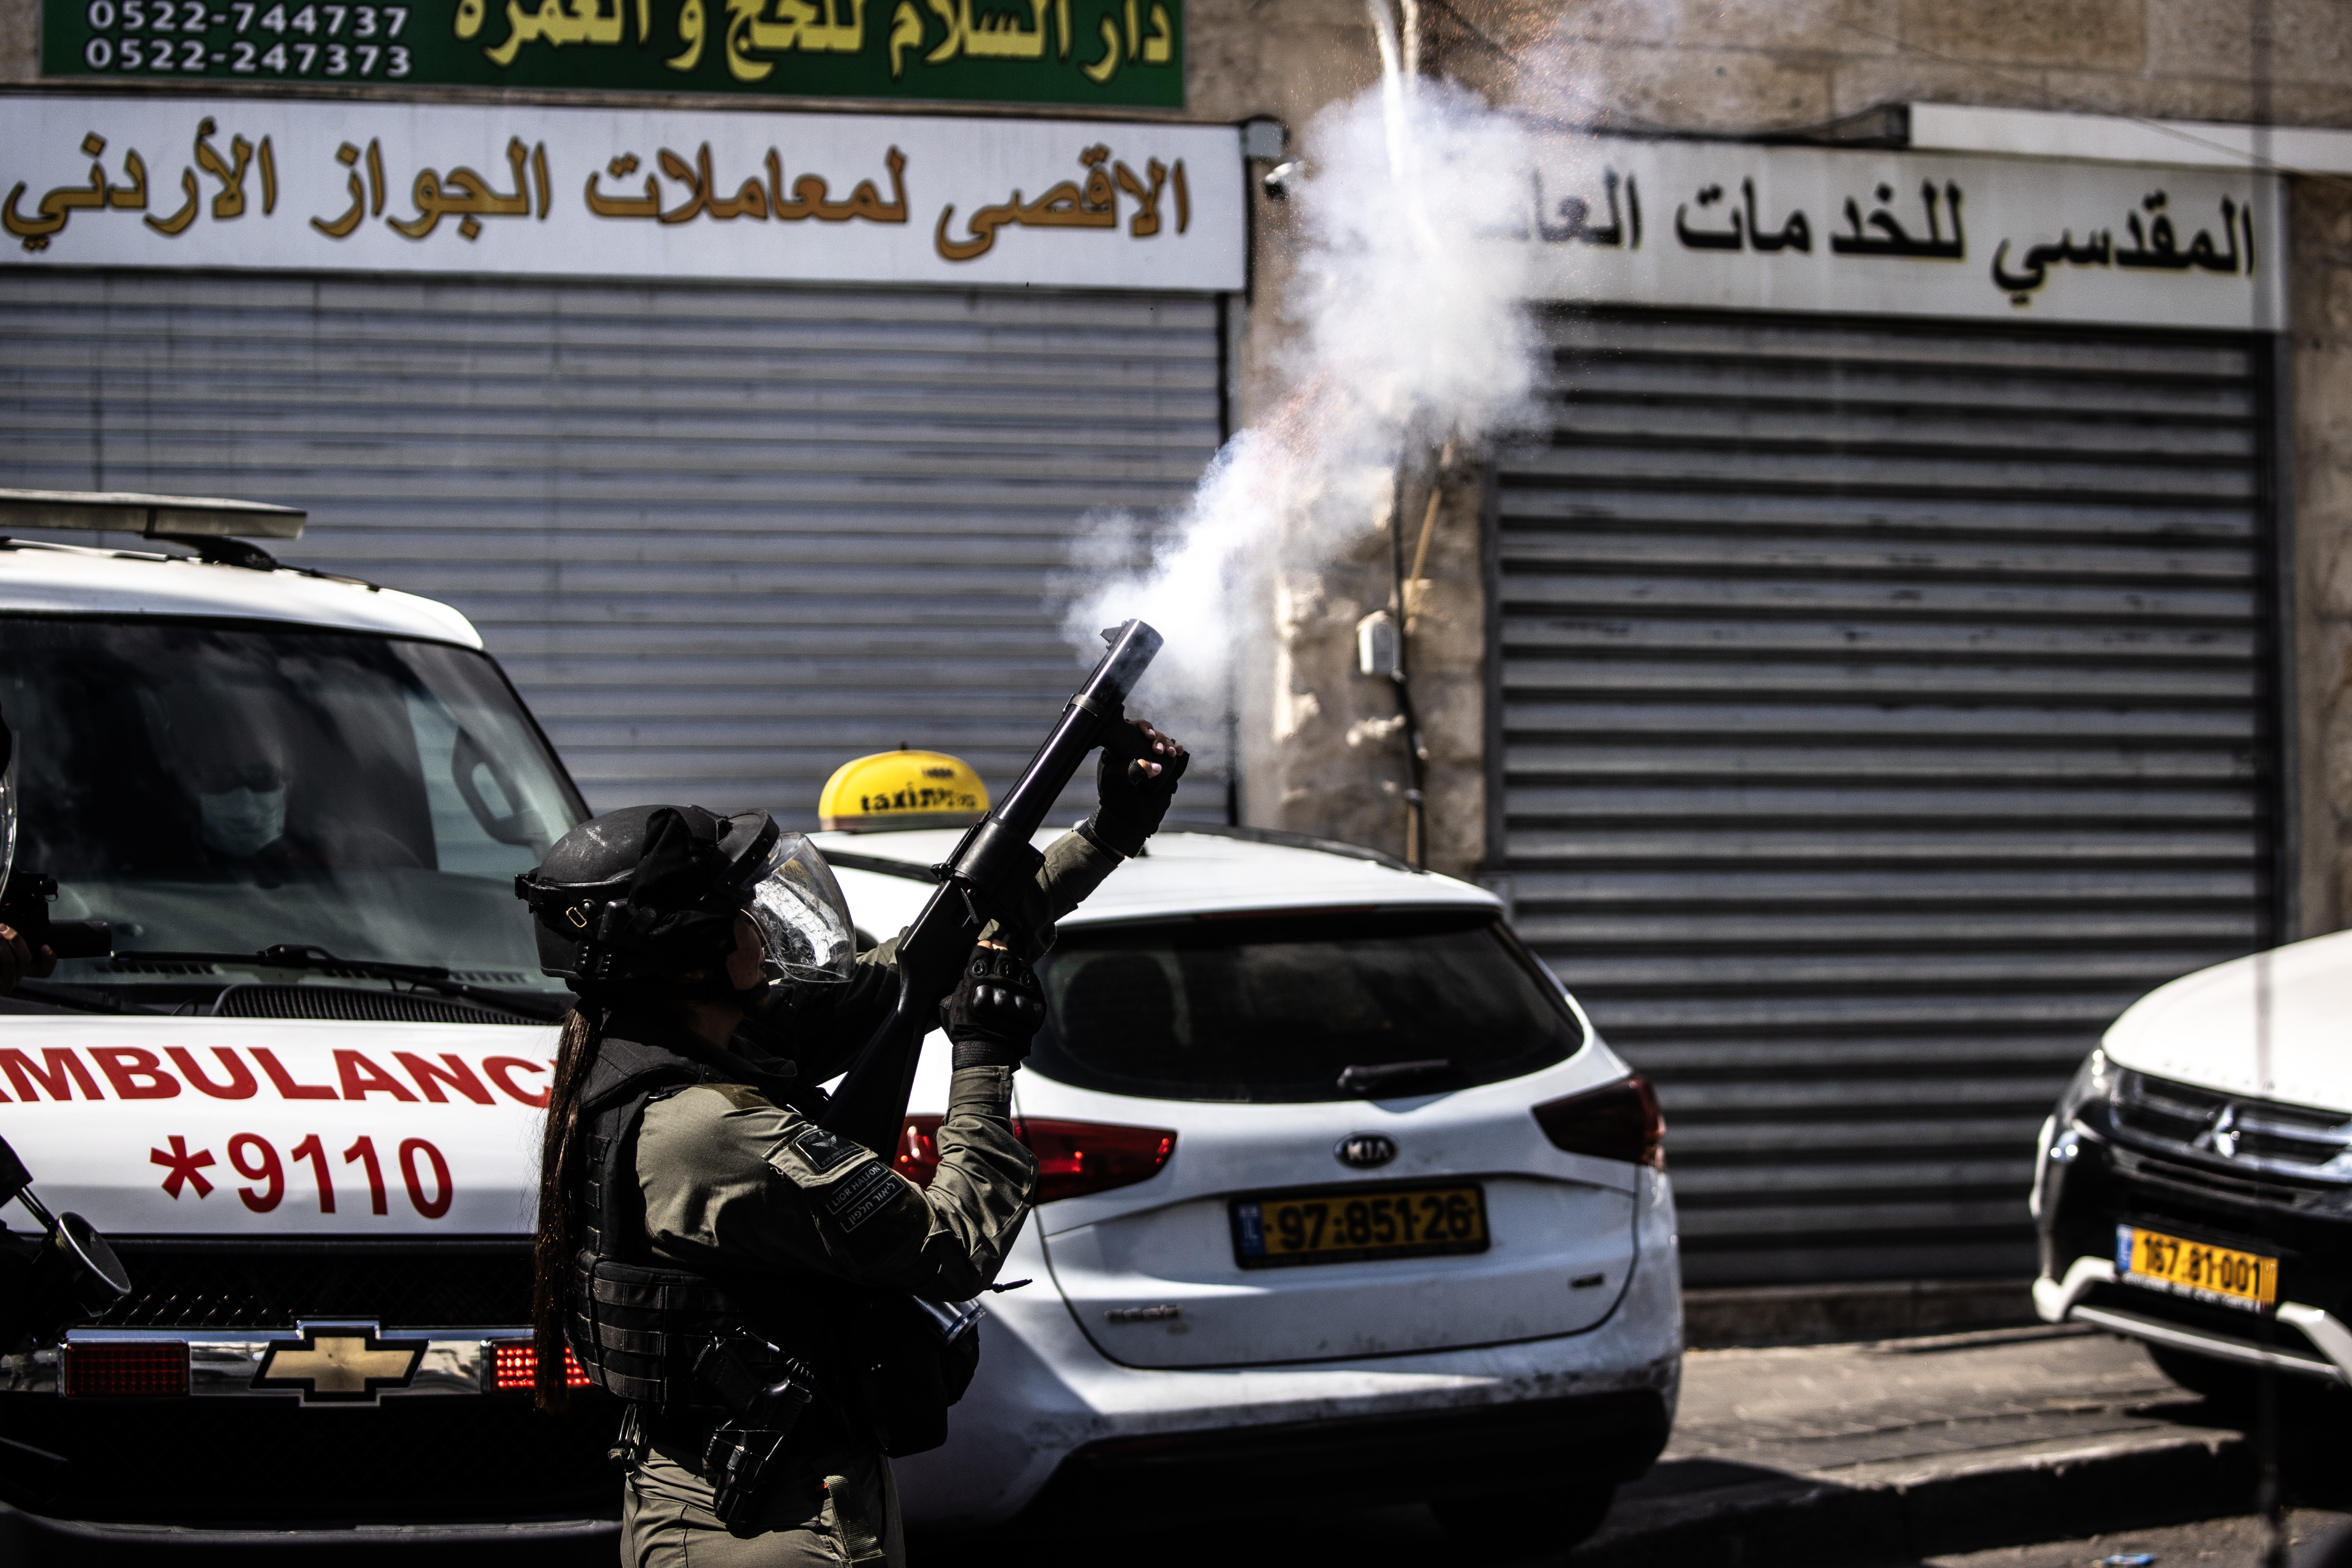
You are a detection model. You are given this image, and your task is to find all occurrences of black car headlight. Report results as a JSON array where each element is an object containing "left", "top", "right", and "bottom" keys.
[{"left": 2030, "top": 1048, "right": 2115, "bottom": 1222}]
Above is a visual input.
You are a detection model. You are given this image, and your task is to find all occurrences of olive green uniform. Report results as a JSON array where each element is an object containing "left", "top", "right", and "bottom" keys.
[{"left": 614, "top": 830, "right": 1115, "bottom": 1568}]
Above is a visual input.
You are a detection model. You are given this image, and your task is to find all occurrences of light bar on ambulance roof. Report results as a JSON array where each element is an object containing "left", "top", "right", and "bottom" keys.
[{"left": 0, "top": 487, "right": 306, "bottom": 540}]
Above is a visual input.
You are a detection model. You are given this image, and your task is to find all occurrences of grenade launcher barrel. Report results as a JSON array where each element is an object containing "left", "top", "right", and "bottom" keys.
[{"left": 820, "top": 619, "right": 1162, "bottom": 1151}]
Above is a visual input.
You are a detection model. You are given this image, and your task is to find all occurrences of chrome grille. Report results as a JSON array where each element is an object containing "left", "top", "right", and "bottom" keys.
[
  {"left": 98, "top": 1245, "right": 531, "bottom": 1329},
  {"left": 2111, "top": 1145, "right": 2337, "bottom": 1211},
  {"left": 2112, "top": 1070, "right": 2352, "bottom": 1185}
]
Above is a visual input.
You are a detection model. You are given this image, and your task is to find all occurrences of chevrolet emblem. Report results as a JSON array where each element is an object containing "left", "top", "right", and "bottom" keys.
[{"left": 252, "top": 1323, "right": 426, "bottom": 1405}]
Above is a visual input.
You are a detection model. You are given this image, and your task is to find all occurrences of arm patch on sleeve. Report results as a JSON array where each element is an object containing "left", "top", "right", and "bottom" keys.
[
  {"left": 824, "top": 1158, "right": 902, "bottom": 1234},
  {"left": 789, "top": 1123, "right": 866, "bottom": 1174}
]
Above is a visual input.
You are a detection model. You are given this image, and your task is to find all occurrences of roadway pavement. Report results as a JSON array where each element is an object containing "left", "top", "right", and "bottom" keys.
[
  {"left": 1920, "top": 1509, "right": 2351, "bottom": 1568},
  {"left": 943, "top": 1322, "right": 2345, "bottom": 1566},
  {"left": 1578, "top": 1323, "right": 2346, "bottom": 1567}
]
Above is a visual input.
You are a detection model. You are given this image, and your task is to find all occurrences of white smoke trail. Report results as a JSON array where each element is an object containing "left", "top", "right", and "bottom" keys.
[{"left": 1061, "top": 64, "right": 1540, "bottom": 772}]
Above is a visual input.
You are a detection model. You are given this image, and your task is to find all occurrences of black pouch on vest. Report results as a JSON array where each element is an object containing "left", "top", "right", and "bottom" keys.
[{"left": 837, "top": 1293, "right": 982, "bottom": 1457}]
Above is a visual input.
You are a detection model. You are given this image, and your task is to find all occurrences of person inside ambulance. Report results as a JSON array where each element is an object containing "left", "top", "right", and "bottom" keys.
[
  {"left": 519, "top": 723, "right": 1184, "bottom": 1568},
  {"left": 192, "top": 755, "right": 295, "bottom": 867},
  {"left": 168, "top": 702, "right": 318, "bottom": 876},
  {"left": 176, "top": 717, "right": 423, "bottom": 877}
]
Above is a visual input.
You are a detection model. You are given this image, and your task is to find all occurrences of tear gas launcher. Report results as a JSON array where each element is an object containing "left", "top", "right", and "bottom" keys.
[{"left": 820, "top": 619, "right": 1162, "bottom": 1154}]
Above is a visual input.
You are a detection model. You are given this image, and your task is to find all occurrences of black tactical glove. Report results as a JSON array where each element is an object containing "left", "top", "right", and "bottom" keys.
[
  {"left": 946, "top": 945, "right": 1047, "bottom": 1070},
  {"left": 1084, "top": 719, "right": 1188, "bottom": 858}
]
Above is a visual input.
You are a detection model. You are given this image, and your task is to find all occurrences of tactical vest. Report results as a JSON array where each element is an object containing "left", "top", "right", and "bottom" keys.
[
  {"left": 563, "top": 1020, "right": 976, "bottom": 1456},
  {"left": 566, "top": 1024, "right": 790, "bottom": 1411}
]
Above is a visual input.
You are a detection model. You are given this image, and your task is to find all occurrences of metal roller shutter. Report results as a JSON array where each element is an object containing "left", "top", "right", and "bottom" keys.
[
  {"left": 1492, "top": 309, "right": 2280, "bottom": 1287},
  {"left": 0, "top": 271, "right": 1226, "bottom": 827}
]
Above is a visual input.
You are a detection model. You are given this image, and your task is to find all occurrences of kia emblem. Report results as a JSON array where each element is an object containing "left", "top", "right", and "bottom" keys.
[{"left": 1335, "top": 1134, "right": 1397, "bottom": 1169}]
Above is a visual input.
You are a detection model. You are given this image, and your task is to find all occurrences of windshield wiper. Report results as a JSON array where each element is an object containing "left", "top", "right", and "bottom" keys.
[
  {"left": 5, "top": 978, "right": 170, "bottom": 1016},
  {"left": 112, "top": 945, "right": 572, "bottom": 1022},
  {"left": 1336, "top": 1058, "right": 1455, "bottom": 1095}
]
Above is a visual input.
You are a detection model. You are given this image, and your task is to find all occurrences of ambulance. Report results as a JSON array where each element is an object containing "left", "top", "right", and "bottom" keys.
[
  {"left": 0, "top": 490, "right": 606, "bottom": 1550},
  {"left": 0, "top": 491, "right": 1684, "bottom": 1555}
]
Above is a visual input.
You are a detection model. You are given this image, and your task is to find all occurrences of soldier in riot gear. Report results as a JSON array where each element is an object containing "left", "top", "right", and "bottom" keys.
[{"left": 521, "top": 722, "right": 1185, "bottom": 1568}]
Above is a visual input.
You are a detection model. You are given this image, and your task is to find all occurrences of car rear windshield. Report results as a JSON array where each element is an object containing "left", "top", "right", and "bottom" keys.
[
  {"left": 1028, "top": 909, "right": 1585, "bottom": 1103},
  {"left": 0, "top": 614, "right": 587, "bottom": 998}
]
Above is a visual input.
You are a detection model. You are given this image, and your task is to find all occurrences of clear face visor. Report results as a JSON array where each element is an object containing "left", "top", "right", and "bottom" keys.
[{"left": 743, "top": 833, "right": 856, "bottom": 989}]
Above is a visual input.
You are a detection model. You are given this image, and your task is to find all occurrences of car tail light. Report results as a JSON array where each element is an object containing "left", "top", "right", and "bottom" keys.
[
  {"left": 62, "top": 1341, "right": 188, "bottom": 1397},
  {"left": 487, "top": 1340, "right": 591, "bottom": 1392},
  {"left": 1531, "top": 1075, "right": 1665, "bottom": 1170},
  {"left": 1018, "top": 1118, "right": 1178, "bottom": 1202},
  {"left": 897, "top": 1115, "right": 1176, "bottom": 1202},
  {"left": 895, "top": 1115, "right": 948, "bottom": 1186}
]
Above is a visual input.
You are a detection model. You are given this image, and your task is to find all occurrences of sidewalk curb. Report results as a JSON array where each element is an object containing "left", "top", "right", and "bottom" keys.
[{"left": 1575, "top": 1430, "right": 2255, "bottom": 1566}]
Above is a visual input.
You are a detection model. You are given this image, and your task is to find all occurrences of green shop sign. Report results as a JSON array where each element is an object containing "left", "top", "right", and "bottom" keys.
[{"left": 43, "top": 0, "right": 1183, "bottom": 107}]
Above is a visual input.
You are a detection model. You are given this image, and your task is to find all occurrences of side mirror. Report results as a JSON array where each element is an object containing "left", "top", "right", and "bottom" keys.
[
  {"left": 0, "top": 1136, "right": 132, "bottom": 1351},
  {"left": 0, "top": 871, "right": 112, "bottom": 961},
  {"left": 11, "top": 1214, "right": 131, "bottom": 1344}
]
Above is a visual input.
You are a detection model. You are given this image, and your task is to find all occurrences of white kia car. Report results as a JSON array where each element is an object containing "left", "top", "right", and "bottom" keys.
[
  {"left": 0, "top": 494, "right": 1681, "bottom": 1554},
  {"left": 826, "top": 827, "right": 1684, "bottom": 1542}
]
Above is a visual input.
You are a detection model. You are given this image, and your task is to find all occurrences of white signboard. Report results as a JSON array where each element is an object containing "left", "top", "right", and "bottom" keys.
[
  {"left": 0, "top": 94, "right": 1244, "bottom": 291},
  {"left": 1525, "top": 135, "right": 2284, "bottom": 330}
]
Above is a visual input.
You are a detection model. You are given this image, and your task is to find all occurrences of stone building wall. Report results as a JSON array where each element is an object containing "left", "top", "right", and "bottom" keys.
[
  {"left": 1437, "top": 1, "right": 2351, "bottom": 132},
  {"left": 0, "top": 0, "right": 31, "bottom": 81}
]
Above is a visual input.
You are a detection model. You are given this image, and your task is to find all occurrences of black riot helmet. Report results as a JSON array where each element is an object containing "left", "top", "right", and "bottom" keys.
[{"left": 514, "top": 805, "right": 856, "bottom": 1001}]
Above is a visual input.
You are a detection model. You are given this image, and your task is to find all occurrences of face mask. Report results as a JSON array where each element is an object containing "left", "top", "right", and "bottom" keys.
[{"left": 199, "top": 786, "right": 286, "bottom": 859}]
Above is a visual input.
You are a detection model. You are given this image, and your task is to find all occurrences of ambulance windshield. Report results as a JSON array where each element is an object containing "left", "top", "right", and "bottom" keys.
[{"left": 0, "top": 617, "right": 589, "bottom": 999}]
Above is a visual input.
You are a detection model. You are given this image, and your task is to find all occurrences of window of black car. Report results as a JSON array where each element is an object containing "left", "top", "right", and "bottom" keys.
[
  {"left": 1028, "top": 909, "right": 1585, "bottom": 1103},
  {"left": 0, "top": 615, "right": 587, "bottom": 996}
]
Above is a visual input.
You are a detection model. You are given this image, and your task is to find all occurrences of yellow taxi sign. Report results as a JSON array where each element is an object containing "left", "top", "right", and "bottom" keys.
[{"left": 819, "top": 750, "right": 990, "bottom": 832}]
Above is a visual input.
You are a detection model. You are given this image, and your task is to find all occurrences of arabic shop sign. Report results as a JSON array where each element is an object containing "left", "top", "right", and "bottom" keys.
[
  {"left": 0, "top": 95, "right": 1243, "bottom": 289},
  {"left": 43, "top": 0, "right": 1182, "bottom": 107},
  {"left": 1525, "top": 136, "right": 2283, "bottom": 330}
]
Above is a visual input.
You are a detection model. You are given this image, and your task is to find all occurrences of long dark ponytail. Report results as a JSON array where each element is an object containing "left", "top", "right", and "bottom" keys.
[{"left": 532, "top": 1002, "right": 604, "bottom": 1412}]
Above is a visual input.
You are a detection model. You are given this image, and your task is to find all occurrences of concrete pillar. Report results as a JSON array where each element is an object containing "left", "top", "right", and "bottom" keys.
[
  {"left": 0, "top": 0, "right": 32, "bottom": 79},
  {"left": 2290, "top": 175, "right": 2352, "bottom": 934},
  {"left": 1243, "top": 461, "right": 1490, "bottom": 882}
]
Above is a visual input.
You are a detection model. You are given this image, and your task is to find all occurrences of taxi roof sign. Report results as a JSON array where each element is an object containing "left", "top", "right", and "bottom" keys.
[
  {"left": 820, "top": 750, "right": 989, "bottom": 833},
  {"left": 0, "top": 488, "right": 306, "bottom": 540}
]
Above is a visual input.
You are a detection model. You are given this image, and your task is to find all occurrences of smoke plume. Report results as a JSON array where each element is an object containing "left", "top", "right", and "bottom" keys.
[{"left": 1062, "top": 65, "right": 1541, "bottom": 772}]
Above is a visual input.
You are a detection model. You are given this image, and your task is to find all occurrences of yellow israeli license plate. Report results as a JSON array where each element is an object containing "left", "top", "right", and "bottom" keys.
[
  {"left": 1231, "top": 1184, "right": 1488, "bottom": 1270},
  {"left": 2116, "top": 1224, "right": 2277, "bottom": 1311}
]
